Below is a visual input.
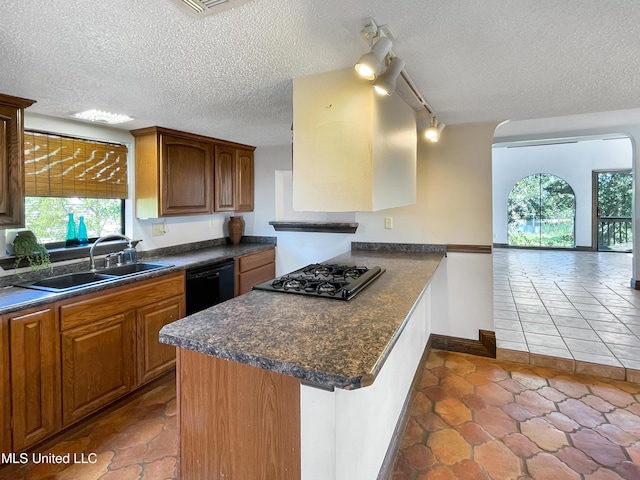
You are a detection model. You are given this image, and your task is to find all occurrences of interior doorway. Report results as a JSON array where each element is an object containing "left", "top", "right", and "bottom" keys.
[{"left": 593, "top": 170, "right": 632, "bottom": 252}]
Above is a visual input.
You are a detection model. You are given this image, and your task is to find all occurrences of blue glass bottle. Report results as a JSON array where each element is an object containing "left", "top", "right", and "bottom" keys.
[
  {"left": 65, "top": 213, "right": 78, "bottom": 247},
  {"left": 78, "top": 216, "right": 88, "bottom": 246}
]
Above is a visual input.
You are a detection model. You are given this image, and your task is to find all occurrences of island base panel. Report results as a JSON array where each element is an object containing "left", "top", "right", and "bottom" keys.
[{"left": 178, "top": 348, "right": 301, "bottom": 480}]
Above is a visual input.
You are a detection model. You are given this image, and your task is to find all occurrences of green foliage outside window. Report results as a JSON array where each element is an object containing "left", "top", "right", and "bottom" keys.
[
  {"left": 24, "top": 197, "right": 123, "bottom": 244},
  {"left": 597, "top": 172, "right": 632, "bottom": 218},
  {"left": 508, "top": 173, "right": 576, "bottom": 248}
]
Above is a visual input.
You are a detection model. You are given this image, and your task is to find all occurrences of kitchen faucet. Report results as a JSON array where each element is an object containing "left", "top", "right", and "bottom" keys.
[{"left": 89, "top": 234, "right": 132, "bottom": 272}]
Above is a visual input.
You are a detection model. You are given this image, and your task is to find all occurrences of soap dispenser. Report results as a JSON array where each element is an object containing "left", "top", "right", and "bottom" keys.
[{"left": 123, "top": 241, "right": 137, "bottom": 264}]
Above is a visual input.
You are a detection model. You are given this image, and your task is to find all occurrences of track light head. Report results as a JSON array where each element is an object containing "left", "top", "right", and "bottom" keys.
[
  {"left": 424, "top": 116, "right": 446, "bottom": 142},
  {"left": 373, "top": 56, "right": 405, "bottom": 96},
  {"left": 355, "top": 36, "right": 393, "bottom": 80}
]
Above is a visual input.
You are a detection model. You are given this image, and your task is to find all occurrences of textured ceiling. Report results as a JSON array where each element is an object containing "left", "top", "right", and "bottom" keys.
[{"left": 2, "top": 0, "right": 640, "bottom": 146}]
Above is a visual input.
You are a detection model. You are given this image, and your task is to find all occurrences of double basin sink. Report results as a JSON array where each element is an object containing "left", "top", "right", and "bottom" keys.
[{"left": 17, "top": 263, "right": 171, "bottom": 292}]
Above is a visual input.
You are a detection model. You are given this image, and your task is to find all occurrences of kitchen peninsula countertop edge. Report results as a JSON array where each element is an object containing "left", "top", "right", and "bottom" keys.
[{"left": 160, "top": 248, "right": 445, "bottom": 390}]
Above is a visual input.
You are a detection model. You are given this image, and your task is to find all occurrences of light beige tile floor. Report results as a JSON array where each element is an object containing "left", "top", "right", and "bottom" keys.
[{"left": 494, "top": 249, "right": 640, "bottom": 381}]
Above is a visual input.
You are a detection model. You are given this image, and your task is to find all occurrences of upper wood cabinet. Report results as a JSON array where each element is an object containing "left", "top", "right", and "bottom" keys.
[
  {"left": 131, "top": 126, "right": 255, "bottom": 218},
  {"left": 132, "top": 127, "right": 213, "bottom": 218},
  {"left": 214, "top": 146, "right": 254, "bottom": 212},
  {"left": 0, "top": 93, "right": 36, "bottom": 227}
]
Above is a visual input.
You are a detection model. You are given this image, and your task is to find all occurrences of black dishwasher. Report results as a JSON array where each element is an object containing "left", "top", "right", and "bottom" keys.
[{"left": 185, "top": 259, "right": 235, "bottom": 315}]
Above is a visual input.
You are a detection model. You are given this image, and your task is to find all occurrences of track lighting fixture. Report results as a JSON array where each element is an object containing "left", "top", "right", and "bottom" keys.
[
  {"left": 424, "top": 115, "right": 446, "bottom": 143},
  {"left": 356, "top": 18, "right": 445, "bottom": 142},
  {"left": 373, "top": 56, "right": 405, "bottom": 96},
  {"left": 416, "top": 110, "right": 445, "bottom": 143},
  {"left": 354, "top": 36, "right": 393, "bottom": 80}
]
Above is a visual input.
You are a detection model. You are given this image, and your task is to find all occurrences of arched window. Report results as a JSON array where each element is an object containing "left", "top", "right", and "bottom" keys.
[{"left": 507, "top": 173, "right": 576, "bottom": 247}]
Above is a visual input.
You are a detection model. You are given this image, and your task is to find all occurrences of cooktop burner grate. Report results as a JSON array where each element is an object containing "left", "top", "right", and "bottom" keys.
[{"left": 252, "top": 263, "right": 384, "bottom": 300}]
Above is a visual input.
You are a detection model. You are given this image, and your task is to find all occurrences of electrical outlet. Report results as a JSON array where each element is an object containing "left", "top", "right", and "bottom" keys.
[
  {"left": 152, "top": 223, "right": 165, "bottom": 236},
  {"left": 384, "top": 217, "right": 393, "bottom": 229}
]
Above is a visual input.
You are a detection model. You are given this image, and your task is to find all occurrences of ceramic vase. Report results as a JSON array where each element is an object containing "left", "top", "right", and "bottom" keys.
[{"left": 228, "top": 216, "right": 244, "bottom": 245}]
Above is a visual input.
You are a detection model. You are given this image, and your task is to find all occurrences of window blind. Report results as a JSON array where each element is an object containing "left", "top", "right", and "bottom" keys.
[{"left": 24, "top": 131, "right": 129, "bottom": 199}]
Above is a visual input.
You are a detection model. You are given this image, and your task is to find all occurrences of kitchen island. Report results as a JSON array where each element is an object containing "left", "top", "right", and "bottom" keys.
[{"left": 160, "top": 246, "right": 445, "bottom": 480}]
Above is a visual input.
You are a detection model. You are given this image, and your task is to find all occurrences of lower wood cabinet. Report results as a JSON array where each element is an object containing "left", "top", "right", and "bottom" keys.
[
  {"left": 61, "top": 312, "right": 136, "bottom": 426},
  {"left": 8, "top": 305, "right": 60, "bottom": 451},
  {"left": 1, "top": 316, "right": 11, "bottom": 454},
  {"left": 59, "top": 271, "right": 184, "bottom": 427},
  {"left": 137, "top": 296, "right": 184, "bottom": 385},
  {"left": 1, "top": 271, "right": 185, "bottom": 452},
  {"left": 235, "top": 247, "right": 276, "bottom": 296}
]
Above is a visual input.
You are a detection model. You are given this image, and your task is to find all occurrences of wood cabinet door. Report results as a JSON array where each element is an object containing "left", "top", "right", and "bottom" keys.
[
  {"left": 1, "top": 316, "right": 10, "bottom": 454},
  {"left": 137, "top": 296, "right": 184, "bottom": 385},
  {"left": 61, "top": 312, "right": 135, "bottom": 426},
  {"left": 9, "top": 306, "right": 60, "bottom": 451},
  {"left": 0, "top": 104, "right": 24, "bottom": 227},
  {"left": 161, "top": 134, "right": 213, "bottom": 216},
  {"left": 235, "top": 149, "right": 254, "bottom": 212},
  {"left": 214, "top": 145, "right": 236, "bottom": 211}
]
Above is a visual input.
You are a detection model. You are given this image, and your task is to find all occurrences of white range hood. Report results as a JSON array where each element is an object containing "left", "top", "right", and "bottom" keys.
[{"left": 292, "top": 68, "right": 417, "bottom": 212}]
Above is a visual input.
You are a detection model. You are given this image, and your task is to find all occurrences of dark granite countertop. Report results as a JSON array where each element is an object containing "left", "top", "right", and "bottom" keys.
[
  {"left": 159, "top": 249, "right": 445, "bottom": 390},
  {"left": 0, "top": 240, "right": 275, "bottom": 316}
]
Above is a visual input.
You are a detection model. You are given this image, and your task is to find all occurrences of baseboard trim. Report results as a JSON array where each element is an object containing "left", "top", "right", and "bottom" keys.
[
  {"left": 492, "top": 243, "right": 593, "bottom": 252},
  {"left": 430, "top": 330, "right": 496, "bottom": 358},
  {"left": 446, "top": 244, "right": 492, "bottom": 254}
]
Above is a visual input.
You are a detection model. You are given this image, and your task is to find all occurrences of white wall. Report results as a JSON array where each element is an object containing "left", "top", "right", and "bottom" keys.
[
  {"left": 492, "top": 137, "right": 632, "bottom": 247},
  {"left": 252, "top": 145, "right": 353, "bottom": 275},
  {"left": 355, "top": 122, "right": 496, "bottom": 245}
]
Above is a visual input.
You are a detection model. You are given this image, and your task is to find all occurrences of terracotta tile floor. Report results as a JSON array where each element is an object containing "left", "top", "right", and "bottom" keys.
[
  {"left": 0, "top": 375, "right": 177, "bottom": 480},
  {"left": 392, "top": 349, "right": 640, "bottom": 480},
  {"left": 5, "top": 350, "right": 640, "bottom": 479},
  {"left": 493, "top": 249, "right": 640, "bottom": 381}
]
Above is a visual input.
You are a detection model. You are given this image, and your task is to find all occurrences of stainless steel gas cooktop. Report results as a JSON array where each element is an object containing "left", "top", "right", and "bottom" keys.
[{"left": 252, "top": 263, "right": 384, "bottom": 300}]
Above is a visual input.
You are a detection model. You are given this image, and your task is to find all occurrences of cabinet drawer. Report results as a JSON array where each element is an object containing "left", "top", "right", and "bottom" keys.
[
  {"left": 60, "top": 272, "right": 185, "bottom": 331},
  {"left": 238, "top": 263, "right": 276, "bottom": 295},
  {"left": 237, "top": 248, "right": 275, "bottom": 274}
]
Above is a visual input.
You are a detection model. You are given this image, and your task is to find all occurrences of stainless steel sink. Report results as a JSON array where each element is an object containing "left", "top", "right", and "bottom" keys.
[
  {"left": 15, "top": 263, "right": 172, "bottom": 292},
  {"left": 99, "top": 262, "right": 170, "bottom": 276},
  {"left": 18, "top": 272, "right": 117, "bottom": 292}
]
